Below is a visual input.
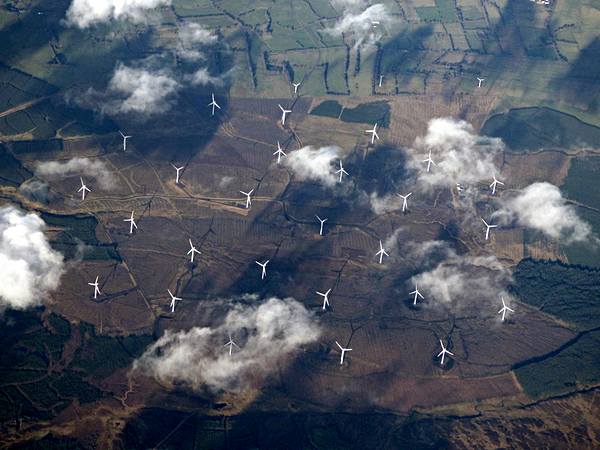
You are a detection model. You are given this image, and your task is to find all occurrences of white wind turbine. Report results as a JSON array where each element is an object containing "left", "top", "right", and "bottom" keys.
[
  {"left": 489, "top": 174, "right": 504, "bottom": 195},
  {"left": 119, "top": 131, "right": 132, "bottom": 151},
  {"left": 273, "top": 141, "right": 287, "bottom": 164},
  {"left": 335, "top": 341, "right": 352, "bottom": 365},
  {"left": 224, "top": 333, "right": 240, "bottom": 356},
  {"left": 278, "top": 104, "right": 292, "bottom": 126},
  {"left": 208, "top": 93, "right": 221, "bottom": 116},
  {"left": 336, "top": 160, "right": 349, "bottom": 182},
  {"left": 423, "top": 150, "right": 436, "bottom": 172},
  {"left": 171, "top": 163, "right": 184, "bottom": 184},
  {"left": 78, "top": 177, "right": 91, "bottom": 201},
  {"left": 240, "top": 189, "right": 254, "bottom": 209},
  {"left": 88, "top": 276, "right": 101, "bottom": 299},
  {"left": 409, "top": 283, "right": 424, "bottom": 305},
  {"left": 316, "top": 288, "right": 331, "bottom": 310},
  {"left": 477, "top": 77, "right": 485, "bottom": 88},
  {"left": 365, "top": 123, "right": 380, "bottom": 144},
  {"left": 398, "top": 192, "right": 412, "bottom": 212},
  {"left": 168, "top": 289, "right": 182, "bottom": 313},
  {"left": 375, "top": 240, "right": 389, "bottom": 264},
  {"left": 481, "top": 218, "right": 497, "bottom": 241},
  {"left": 315, "top": 215, "right": 328, "bottom": 236},
  {"left": 292, "top": 82, "right": 301, "bottom": 94},
  {"left": 437, "top": 339, "right": 454, "bottom": 366},
  {"left": 498, "top": 297, "right": 515, "bottom": 322},
  {"left": 255, "top": 259, "right": 270, "bottom": 279},
  {"left": 187, "top": 239, "right": 201, "bottom": 263},
  {"left": 124, "top": 211, "right": 138, "bottom": 234}
]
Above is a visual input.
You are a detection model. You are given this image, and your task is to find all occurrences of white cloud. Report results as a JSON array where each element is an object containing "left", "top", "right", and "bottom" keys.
[
  {"left": 177, "top": 22, "right": 218, "bottom": 61},
  {"left": 411, "top": 248, "right": 512, "bottom": 312},
  {"left": 18, "top": 180, "right": 54, "bottom": 204},
  {"left": 493, "top": 182, "right": 593, "bottom": 243},
  {"left": 326, "top": 3, "right": 391, "bottom": 48},
  {"left": 134, "top": 296, "right": 320, "bottom": 392},
  {"left": 409, "top": 118, "right": 504, "bottom": 191},
  {"left": 65, "top": 0, "right": 171, "bottom": 28},
  {"left": 369, "top": 193, "right": 403, "bottom": 215},
  {"left": 0, "top": 206, "right": 64, "bottom": 310},
  {"left": 35, "top": 157, "right": 117, "bottom": 190},
  {"left": 105, "top": 63, "right": 180, "bottom": 115},
  {"left": 283, "top": 145, "right": 341, "bottom": 187},
  {"left": 185, "top": 68, "right": 225, "bottom": 86}
]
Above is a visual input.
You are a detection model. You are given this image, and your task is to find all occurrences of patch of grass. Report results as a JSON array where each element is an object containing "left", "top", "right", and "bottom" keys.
[
  {"left": 49, "top": 372, "right": 104, "bottom": 404},
  {"left": 0, "top": 144, "right": 31, "bottom": 186},
  {"left": 340, "top": 101, "right": 390, "bottom": 127},
  {"left": 515, "top": 330, "right": 600, "bottom": 398},
  {"left": 512, "top": 259, "right": 600, "bottom": 330},
  {"left": 309, "top": 100, "right": 342, "bottom": 118},
  {"left": 481, "top": 107, "right": 600, "bottom": 152}
]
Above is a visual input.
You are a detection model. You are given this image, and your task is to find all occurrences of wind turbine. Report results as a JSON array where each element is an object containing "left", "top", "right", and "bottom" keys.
[
  {"left": 171, "top": 163, "right": 184, "bottom": 184},
  {"left": 187, "top": 239, "right": 201, "bottom": 263},
  {"left": 375, "top": 240, "right": 389, "bottom": 264},
  {"left": 409, "top": 283, "right": 424, "bottom": 305},
  {"left": 208, "top": 93, "right": 221, "bottom": 116},
  {"left": 78, "top": 177, "right": 91, "bottom": 201},
  {"left": 481, "top": 218, "right": 497, "bottom": 241},
  {"left": 224, "top": 333, "right": 240, "bottom": 356},
  {"left": 379, "top": 75, "right": 384, "bottom": 87},
  {"left": 477, "top": 77, "right": 485, "bottom": 88},
  {"left": 124, "top": 211, "right": 138, "bottom": 234},
  {"left": 316, "top": 288, "right": 331, "bottom": 310},
  {"left": 489, "top": 174, "right": 504, "bottom": 195},
  {"left": 423, "top": 150, "right": 436, "bottom": 172},
  {"left": 240, "top": 189, "right": 254, "bottom": 209},
  {"left": 119, "top": 131, "right": 132, "bottom": 151},
  {"left": 315, "top": 215, "right": 328, "bottom": 236},
  {"left": 335, "top": 160, "right": 349, "bottom": 182},
  {"left": 278, "top": 104, "right": 292, "bottom": 126},
  {"left": 335, "top": 341, "right": 352, "bottom": 365},
  {"left": 255, "top": 259, "right": 270, "bottom": 279},
  {"left": 292, "top": 82, "right": 301, "bottom": 94},
  {"left": 168, "top": 289, "right": 182, "bottom": 313},
  {"left": 398, "top": 192, "right": 412, "bottom": 212},
  {"left": 437, "top": 339, "right": 454, "bottom": 366},
  {"left": 498, "top": 297, "right": 514, "bottom": 322},
  {"left": 88, "top": 276, "right": 101, "bottom": 299},
  {"left": 365, "top": 123, "right": 380, "bottom": 144},
  {"left": 273, "top": 141, "right": 287, "bottom": 164}
]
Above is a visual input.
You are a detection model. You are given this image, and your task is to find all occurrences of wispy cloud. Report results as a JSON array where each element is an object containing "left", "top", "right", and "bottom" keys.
[
  {"left": 35, "top": 157, "right": 117, "bottom": 190},
  {"left": 177, "top": 22, "right": 218, "bottom": 61},
  {"left": 283, "top": 145, "right": 342, "bottom": 188},
  {"left": 326, "top": 1, "right": 394, "bottom": 49},
  {"left": 134, "top": 296, "right": 320, "bottom": 392},
  {"left": 104, "top": 62, "right": 180, "bottom": 115},
  {"left": 408, "top": 117, "right": 504, "bottom": 191},
  {"left": 493, "top": 182, "right": 593, "bottom": 243},
  {"left": 409, "top": 241, "right": 512, "bottom": 312},
  {"left": 65, "top": 0, "right": 171, "bottom": 28},
  {"left": 0, "top": 207, "right": 64, "bottom": 310}
]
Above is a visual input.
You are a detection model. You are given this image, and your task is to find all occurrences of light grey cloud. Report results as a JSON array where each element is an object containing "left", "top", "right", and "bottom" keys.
[
  {"left": 104, "top": 63, "right": 180, "bottom": 115},
  {"left": 0, "top": 206, "right": 64, "bottom": 310},
  {"left": 369, "top": 193, "right": 403, "bottom": 215},
  {"left": 35, "top": 157, "right": 117, "bottom": 190},
  {"left": 326, "top": 2, "right": 392, "bottom": 49},
  {"left": 134, "top": 296, "right": 320, "bottom": 392},
  {"left": 408, "top": 117, "right": 504, "bottom": 192},
  {"left": 493, "top": 182, "right": 593, "bottom": 243},
  {"left": 18, "top": 180, "right": 55, "bottom": 204},
  {"left": 185, "top": 68, "right": 227, "bottom": 86},
  {"left": 65, "top": 0, "right": 171, "bottom": 28},
  {"left": 283, "top": 145, "right": 342, "bottom": 187},
  {"left": 177, "top": 22, "right": 218, "bottom": 61}
]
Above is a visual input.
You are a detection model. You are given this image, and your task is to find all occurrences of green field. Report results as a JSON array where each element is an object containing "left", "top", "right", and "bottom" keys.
[
  {"left": 481, "top": 107, "right": 600, "bottom": 152},
  {"left": 309, "top": 100, "right": 343, "bottom": 119},
  {"left": 560, "top": 156, "right": 600, "bottom": 267},
  {"left": 513, "top": 259, "right": 600, "bottom": 398}
]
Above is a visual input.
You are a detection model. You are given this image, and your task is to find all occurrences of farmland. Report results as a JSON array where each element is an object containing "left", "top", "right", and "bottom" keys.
[{"left": 0, "top": 0, "right": 599, "bottom": 448}]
